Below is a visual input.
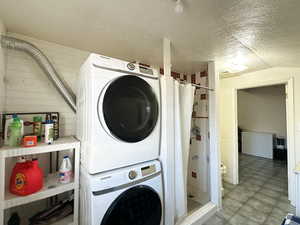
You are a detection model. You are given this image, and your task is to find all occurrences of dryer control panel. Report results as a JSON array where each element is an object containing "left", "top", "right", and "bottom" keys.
[{"left": 88, "top": 53, "right": 159, "bottom": 78}]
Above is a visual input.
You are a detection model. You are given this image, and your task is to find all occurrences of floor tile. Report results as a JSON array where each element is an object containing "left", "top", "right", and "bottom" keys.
[
  {"left": 263, "top": 215, "right": 283, "bottom": 225},
  {"left": 187, "top": 198, "right": 201, "bottom": 212},
  {"left": 245, "top": 198, "right": 273, "bottom": 214},
  {"left": 223, "top": 197, "right": 243, "bottom": 212},
  {"left": 250, "top": 174, "right": 269, "bottom": 183},
  {"left": 217, "top": 208, "right": 235, "bottom": 221},
  {"left": 258, "top": 188, "right": 281, "bottom": 199},
  {"left": 227, "top": 189, "right": 255, "bottom": 203},
  {"left": 228, "top": 214, "right": 260, "bottom": 225},
  {"left": 238, "top": 205, "right": 268, "bottom": 224},
  {"left": 269, "top": 207, "right": 289, "bottom": 220},
  {"left": 203, "top": 215, "right": 227, "bottom": 225},
  {"left": 246, "top": 178, "right": 265, "bottom": 186},
  {"left": 224, "top": 182, "right": 236, "bottom": 191},
  {"left": 253, "top": 193, "right": 277, "bottom": 206},
  {"left": 205, "top": 154, "right": 292, "bottom": 225},
  {"left": 279, "top": 194, "right": 290, "bottom": 203},
  {"left": 223, "top": 188, "right": 230, "bottom": 197},
  {"left": 268, "top": 179, "right": 287, "bottom": 188},
  {"left": 263, "top": 183, "right": 285, "bottom": 193},
  {"left": 276, "top": 201, "right": 295, "bottom": 213},
  {"left": 239, "top": 181, "right": 262, "bottom": 192}
]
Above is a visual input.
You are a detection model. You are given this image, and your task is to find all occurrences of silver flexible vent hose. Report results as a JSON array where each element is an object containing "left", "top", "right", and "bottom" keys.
[{"left": 1, "top": 35, "right": 76, "bottom": 113}]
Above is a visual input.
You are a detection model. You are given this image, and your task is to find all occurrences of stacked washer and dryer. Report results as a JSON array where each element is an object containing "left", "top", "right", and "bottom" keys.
[{"left": 77, "top": 54, "right": 164, "bottom": 225}]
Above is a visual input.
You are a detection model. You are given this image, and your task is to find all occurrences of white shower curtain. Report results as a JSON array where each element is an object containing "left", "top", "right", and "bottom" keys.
[{"left": 174, "top": 80, "right": 195, "bottom": 222}]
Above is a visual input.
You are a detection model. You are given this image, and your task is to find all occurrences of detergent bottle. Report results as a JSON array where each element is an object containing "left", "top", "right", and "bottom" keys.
[{"left": 10, "top": 158, "right": 44, "bottom": 196}]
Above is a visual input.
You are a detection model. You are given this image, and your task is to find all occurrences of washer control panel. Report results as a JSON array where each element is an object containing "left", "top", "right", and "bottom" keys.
[
  {"left": 141, "top": 165, "right": 156, "bottom": 177},
  {"left": 90, "top": 160, "right": 161, "bottom": 192}
]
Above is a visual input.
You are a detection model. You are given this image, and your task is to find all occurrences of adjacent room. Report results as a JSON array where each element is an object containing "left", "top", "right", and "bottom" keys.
[{"left": 224, "top": 85, "right": 291, "bottom": 224}]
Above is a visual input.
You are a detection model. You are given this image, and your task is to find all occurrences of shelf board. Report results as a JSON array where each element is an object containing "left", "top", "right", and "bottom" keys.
[
  {"left": 0, "top": 136, "right": 80, "bottom": 158},
  {"left": 4, "top": 173, "right": 75, "bottom": 209}
]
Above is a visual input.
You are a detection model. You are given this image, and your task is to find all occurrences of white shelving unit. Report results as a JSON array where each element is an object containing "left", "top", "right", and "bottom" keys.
[{"left": 0, "top": 136, "right": 80, "bottom": 225}]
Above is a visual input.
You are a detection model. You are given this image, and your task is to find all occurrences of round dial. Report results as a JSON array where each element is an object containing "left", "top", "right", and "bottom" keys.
[
  {"left": 127, "top": 63, "right": 135, "bottom": 70},
  {"left": 128, "top": 170, "right": 137, "bottom": 180}
]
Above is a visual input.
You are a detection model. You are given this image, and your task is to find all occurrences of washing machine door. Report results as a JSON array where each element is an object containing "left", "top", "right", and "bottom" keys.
[
  {"left": 100, "top": 75, "right": 159, "bottom": 143},
  {"left": 101, "top": 185, "right": 162, "bottom": 225}
]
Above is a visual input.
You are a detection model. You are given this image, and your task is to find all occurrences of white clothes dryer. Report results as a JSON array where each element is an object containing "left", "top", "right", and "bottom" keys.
[
  {"left": 77, "top": 54, "right": 161, "bottom": 174},
  {"left": 80, "top": 160, "right": 164, "bottom": 225}
]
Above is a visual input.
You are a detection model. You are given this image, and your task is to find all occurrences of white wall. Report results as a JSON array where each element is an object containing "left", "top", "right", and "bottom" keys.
[
  {"left": 238, "top": 85, "right": 287, "bottom": 138},
  {"left": 5, "top": 32, "right": 90, "bottom": 136},
  {"left": 0, "top": 21, "right": 6, "bottom": 139}
]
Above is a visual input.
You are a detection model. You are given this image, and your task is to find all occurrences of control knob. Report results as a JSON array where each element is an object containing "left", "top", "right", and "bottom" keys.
[{"left": 128, "top": 170, "right": 137, "bottom": 180}]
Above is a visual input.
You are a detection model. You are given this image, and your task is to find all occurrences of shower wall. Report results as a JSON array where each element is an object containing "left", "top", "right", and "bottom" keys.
[{"left": 188, "top": 71, "right": 210, "bottom": 205}]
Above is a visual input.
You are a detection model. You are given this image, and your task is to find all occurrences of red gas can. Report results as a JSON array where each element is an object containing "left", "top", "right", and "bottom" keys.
[{"left": 10, "top": 158, "right": 44, "bottom": 196}]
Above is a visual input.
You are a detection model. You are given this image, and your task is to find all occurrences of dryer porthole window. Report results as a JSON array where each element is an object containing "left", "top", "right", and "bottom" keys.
[{"left": 101, "top": 75, "right": 159, "bottom": 143}]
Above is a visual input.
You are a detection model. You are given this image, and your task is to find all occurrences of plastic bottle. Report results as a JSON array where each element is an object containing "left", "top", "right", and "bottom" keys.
[
  {"left": 59, "top": 156, "right": 73, "bottom": 184},
  {"left": 8, "top": 117, "right": 23, "bottom": 147},
  {"left": 4, "top": 117, "right": 14, "bottom": 145},
  {"left": 51, "top": 114, "right": 59, "bottom": 140},
  {"left": 33, "top": 116, "right": 43, "bottom": 142},
  {"left": 10, "top": 157, "right": 43, "bottom": 196},
  {"left": 5, "top": 115, "right": 24, "bottom": 145},
  {"left": 44, "top": 117, "right": 54, "bottom": 144}
]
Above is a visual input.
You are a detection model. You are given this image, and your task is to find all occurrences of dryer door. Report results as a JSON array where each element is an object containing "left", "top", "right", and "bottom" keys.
[
  {"left": 100, "top": 185, "right": 162, "bottom": 225},
  {"left": 99, "top": 75, "right": 159, "bottom": 143}
]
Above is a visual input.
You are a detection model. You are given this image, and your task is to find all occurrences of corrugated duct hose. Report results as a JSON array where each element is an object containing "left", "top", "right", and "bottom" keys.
[{"left": 1, "top": 35, "right": 77, "bottom": 113}]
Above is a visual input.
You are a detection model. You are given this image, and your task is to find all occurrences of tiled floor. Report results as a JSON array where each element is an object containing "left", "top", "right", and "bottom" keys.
[
  {"left": 188, "top": 198, "right": 202, "bottom": 212},
  {"left": 203, "top": 153, "right": 294, "bottom": 225}
]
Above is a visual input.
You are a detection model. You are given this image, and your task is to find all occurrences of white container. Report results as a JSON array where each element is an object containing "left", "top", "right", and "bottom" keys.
[
  {"left": 59, "top": 156, "right": 73, "bottom": 184},
  {"left": 44, "top": 121, "right": 54, "bottom": 144}
]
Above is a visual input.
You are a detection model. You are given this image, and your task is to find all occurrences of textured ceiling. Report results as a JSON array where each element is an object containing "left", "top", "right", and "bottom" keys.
[{"left": 0, "top": 0, "right": 299, "bottom": 74}]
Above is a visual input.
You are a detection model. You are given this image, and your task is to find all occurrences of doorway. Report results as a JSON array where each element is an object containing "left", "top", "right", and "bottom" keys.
[
  {"left": 203, "top": 83, "right": 296, "bottom": 225},
  {"left": 233, "top": 79, "right": 296, "bottom": 207}
]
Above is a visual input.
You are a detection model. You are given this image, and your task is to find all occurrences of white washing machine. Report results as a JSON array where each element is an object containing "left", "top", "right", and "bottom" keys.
[
  {"left": 80, "top": 160, "right": 164, "bottom": 225},
  {"left": 77, "top": 54, "right": 161, "bottom": 174}
]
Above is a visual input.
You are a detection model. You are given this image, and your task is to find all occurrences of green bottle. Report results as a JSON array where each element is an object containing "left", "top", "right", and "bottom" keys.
[{"left": 8, "top": 118, "right": 22, "bottom": 147}]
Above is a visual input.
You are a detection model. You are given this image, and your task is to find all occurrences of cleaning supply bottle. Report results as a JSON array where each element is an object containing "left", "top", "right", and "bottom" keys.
[
  {"left": 26, "top": 158, "right": 44, "bottom": 193},
  {"left": 44, "top": 115, "right": 54, "bottom": 144},
  {"left": 9, "top": 157, "right": 29, "bottom": 195},
  {"left": 51, "top": 114, "right": 59, "bottom": 140},
  {"left": 4, "top": 116, "right": 15, "bottom": 145},
  {"left": 33, "top": 116, "right": 43, "bottom": 142},
  {"left": 10, "top": 157, "right": 44, "bottom": 196},
  {"left": 5, "top": 115, "right": 24, "bottom": 146},
  {"left": 8, "top": 117, "right": 23, "bottom": 147},
  {"left": 59, "top": 156, "right": 73, "bottom": 184}
]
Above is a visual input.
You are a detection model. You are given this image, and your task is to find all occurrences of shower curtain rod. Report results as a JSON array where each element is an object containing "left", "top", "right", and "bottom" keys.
[{"left": 179, "top": 81, "right": 214, "bottom": 91}]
